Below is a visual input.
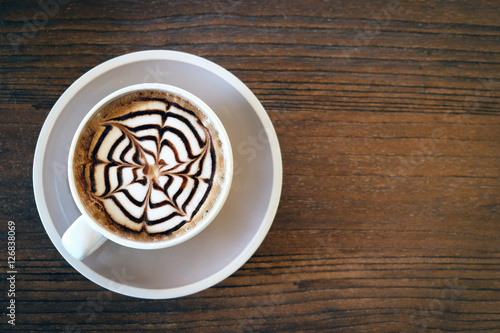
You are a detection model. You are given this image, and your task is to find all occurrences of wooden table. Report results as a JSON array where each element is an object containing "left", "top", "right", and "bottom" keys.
[{"left": 2, "top": 0, "right": 499, "bottom": 331}]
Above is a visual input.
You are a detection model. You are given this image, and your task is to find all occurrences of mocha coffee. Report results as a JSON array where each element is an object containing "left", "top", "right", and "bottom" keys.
[{"left": 71, "top": 90, "right": 227, "bottom": 242}]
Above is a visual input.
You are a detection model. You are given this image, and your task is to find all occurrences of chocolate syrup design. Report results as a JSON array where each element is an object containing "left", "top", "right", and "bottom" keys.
[{"left": 85, "top": 98, "right": 215, "bottom": 234}]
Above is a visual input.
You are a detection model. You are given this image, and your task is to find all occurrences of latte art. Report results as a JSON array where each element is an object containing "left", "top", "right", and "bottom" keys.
[{"left": 73, "top": 90, "right": 226, "bottom": 241}]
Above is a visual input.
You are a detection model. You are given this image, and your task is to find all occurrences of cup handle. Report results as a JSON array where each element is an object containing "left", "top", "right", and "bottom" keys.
[{"left": 62, "top": 215, "right": 107, "bottom": 260}]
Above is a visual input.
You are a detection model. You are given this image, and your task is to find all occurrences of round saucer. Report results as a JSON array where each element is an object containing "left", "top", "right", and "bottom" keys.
[{"left": 33, "top": 50, "right": 282, "bottom": 299}]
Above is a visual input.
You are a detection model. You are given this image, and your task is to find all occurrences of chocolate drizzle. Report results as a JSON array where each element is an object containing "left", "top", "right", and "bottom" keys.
[{"left": 84, "top": 97, "right": 216, "bottom": 235}]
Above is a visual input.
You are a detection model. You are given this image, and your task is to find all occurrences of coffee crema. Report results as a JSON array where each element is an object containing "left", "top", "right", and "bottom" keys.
[{"left": 72, "top": 90, "right": 226, "bottom": 242}]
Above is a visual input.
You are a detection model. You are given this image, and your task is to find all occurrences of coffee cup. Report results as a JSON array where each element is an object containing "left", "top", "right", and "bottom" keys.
[{"left": 62, "top": 83, "right": 233, "bottom": 259}]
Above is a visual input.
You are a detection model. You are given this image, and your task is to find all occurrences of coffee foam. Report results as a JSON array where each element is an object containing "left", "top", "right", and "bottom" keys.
[{"left": 72, "top": 90, "right": 227, "bottom": 242}]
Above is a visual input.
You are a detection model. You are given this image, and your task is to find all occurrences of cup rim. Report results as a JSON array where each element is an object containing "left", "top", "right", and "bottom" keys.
[{"left": 67, "top": 83, "right": 233, "bottom": 250}]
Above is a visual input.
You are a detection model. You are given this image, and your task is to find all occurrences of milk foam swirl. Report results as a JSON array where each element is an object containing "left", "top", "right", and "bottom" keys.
[{"left": 85, "top": 98, "right": 215, "bottom": 234}]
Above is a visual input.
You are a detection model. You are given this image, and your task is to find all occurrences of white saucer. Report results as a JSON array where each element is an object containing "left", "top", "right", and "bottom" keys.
[{"left": 33, "top": 50, "right": 282, "bottom": 299}]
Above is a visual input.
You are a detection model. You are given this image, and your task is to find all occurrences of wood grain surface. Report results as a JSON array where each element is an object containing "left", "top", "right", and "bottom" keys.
[{"left": 1, "top": 0, "right": 499, "bottom": 331}]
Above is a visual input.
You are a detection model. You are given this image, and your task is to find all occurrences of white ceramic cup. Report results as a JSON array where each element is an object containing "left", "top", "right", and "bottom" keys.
[{"left": 62, "top": 83, "right": 233, "bottom": 260}]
